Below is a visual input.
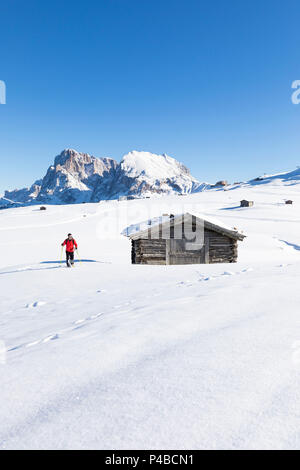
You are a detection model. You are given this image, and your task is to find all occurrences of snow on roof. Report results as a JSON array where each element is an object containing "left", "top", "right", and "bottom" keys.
[{"left": 123, "top": 212, "right": 245, "bottom": 240}]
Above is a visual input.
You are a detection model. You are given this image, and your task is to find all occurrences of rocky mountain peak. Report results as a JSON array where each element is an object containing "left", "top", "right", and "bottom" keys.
[{"left": 2, "top": 148, "right": 204, "bottom": 206}]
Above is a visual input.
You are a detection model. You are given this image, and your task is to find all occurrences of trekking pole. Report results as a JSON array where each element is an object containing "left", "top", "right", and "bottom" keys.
[
  {"left": 76, "top": 249, "right": 82, "bottom": 264},
  {"left": 60, "top": 246, "right": 63, "bottom": 265}
]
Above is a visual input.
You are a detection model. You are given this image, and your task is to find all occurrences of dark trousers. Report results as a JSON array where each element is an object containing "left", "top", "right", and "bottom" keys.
[{"left": 66, "top": 251, "right": 74, "bottom": 266}]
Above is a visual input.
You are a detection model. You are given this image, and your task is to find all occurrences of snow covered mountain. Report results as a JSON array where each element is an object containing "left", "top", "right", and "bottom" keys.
[
  {"left": 4, "top": 148, "right": 300, "bottom": 209},
  {"left": 2, "top": 150, "right": 118, "bottom": 206},
  {"left": 1, "top": 149, "right": 205, "bottom": 206},
  {"left": 111, "top": 151, "right": 204, "bottom": 198}
]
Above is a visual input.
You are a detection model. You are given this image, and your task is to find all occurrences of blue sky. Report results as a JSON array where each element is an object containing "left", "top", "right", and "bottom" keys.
[{"left": 1, "top": 0, "right": 300, "bottom": 193}]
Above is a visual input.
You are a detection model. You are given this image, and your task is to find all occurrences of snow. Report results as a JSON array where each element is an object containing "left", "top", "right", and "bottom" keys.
[
  {"left": 230, "top": 166, "right": 300, "bottom": 189},
  {"left": 123, "top": 211, "right": 241, "bottom": 238},
  {"left": 121, "top": 150, "right": 193, "bottom": 180},
  {"left": 1, "top": 182, "right": 300, "bottom": 449}
]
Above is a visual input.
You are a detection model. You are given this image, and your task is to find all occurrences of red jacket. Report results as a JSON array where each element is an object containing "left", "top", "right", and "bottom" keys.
[{"left": 62, "top": 238, "right": 78, "bottom": 252}]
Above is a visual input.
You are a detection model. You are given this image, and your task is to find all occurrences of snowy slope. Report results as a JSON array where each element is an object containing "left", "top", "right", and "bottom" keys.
[
  {"left": 1, "top": 182, "right": 300, "bottom": 449},
  {"left": 249, "top": 167, "right": 300, "bottom": 184},
  {"left": 223, "top": 166, "right": 300, "bottom": 191}
]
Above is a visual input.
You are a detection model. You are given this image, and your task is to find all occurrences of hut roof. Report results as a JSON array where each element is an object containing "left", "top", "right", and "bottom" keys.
[{"left": 127, "top": 212, "right": 246, "bottom": 241}]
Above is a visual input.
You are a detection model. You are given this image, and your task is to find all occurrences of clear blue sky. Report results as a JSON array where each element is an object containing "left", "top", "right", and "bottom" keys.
[{"left": 1, "top": 0, "right": 300, "bottom": 193}]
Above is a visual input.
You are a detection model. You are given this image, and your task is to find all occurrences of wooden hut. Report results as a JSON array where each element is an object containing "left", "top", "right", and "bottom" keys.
[
  {"left": 215, "top": 180, "right": 228, "bottom": 187},
  {"left": 129, "top": 213, "right": 245, "bottom": 265},
  {"left": 285, "top": 200, "right": 293, "bottom": 205},
  {"left": 240, "top": 200, "right": 254, "bottom": 208}
]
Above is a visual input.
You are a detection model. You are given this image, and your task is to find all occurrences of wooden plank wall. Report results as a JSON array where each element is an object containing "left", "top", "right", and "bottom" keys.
[
  {"left": 167, "top": 238, "right": 204, "bottom": 265},
  {"left": 132, "top": 239, "right": 167, "bottom": 265},
  {"left": 206, "top": 229, "right": 237, "bottom": 263},
  {"left": 131, "top": 227, "right": 238, "bottom": 264}
]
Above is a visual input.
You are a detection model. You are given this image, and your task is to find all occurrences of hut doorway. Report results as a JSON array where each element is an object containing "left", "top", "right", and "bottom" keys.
[{"left": 166, "top": 238, "right": 207, "bottom": 265}]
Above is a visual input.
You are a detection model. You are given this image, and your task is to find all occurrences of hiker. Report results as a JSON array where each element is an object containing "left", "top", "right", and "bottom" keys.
[{"left": 61, "top": 233, "right": 78, "bottom": 267}]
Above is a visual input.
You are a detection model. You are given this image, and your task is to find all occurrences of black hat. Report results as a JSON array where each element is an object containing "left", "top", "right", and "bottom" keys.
[{"left": 68, "top": 233, "right": 72, "bottom": 236}]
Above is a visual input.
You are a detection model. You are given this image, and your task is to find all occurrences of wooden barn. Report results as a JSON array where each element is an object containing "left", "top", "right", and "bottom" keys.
[
  {"left": 240, "top": 200, "right": 254, "bottom": 207},
  {"left": 129, "top": 213, "right": 245, "bottom": 265}
]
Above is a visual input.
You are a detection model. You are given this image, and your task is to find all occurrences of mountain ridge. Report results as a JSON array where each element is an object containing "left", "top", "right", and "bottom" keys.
[
  {"left": 1, "top": 148, "right": 206, "bottom": 207},
  {"left": 2, "top": 149, "right": 300, "bottom": 209}
]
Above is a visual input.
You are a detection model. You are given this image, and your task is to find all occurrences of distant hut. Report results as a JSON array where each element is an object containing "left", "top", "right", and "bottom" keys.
[
  {"left": 285, "top": 200, "right": 293, "bottom": 205},
  {"left": 129, "top": 213, "right": 245, "bottom": 265},
  {"left": 40, "top": 206, "right": 47, "bottom": 211},
  {"left": 240, "top": 200, "right": 254, "bottom": 208},
  {"left": 215, "top": 180, "right": 228, "bottom": 187}
]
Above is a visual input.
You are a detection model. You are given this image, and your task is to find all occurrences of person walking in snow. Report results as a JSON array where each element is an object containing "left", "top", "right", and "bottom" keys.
[{"left": 61, "top": 233, "right": 78, "bottom": 267}]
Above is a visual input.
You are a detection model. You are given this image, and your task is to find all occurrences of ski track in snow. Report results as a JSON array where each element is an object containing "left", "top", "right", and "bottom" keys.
[
  {"left": 3, "top": 262, "right": 294, "bottom": 355},
  {"left": 0, "top": 207, "right": 109, "bottom": 232},
  {"left": 177, "top": 267, "right": 255, "bottom": 287},
  {"left": 8, "top": 312, "right": 106, "bottom": 352},
  {"left": 5, "top": 265, "right": 257, "bottom": 354}
]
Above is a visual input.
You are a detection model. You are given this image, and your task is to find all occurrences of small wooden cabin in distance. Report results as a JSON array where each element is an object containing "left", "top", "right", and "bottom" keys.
[
  {"left": 129, "top": 213, "right": 245, "bottom": 265},
  {"left": 240, "top": 200, "right": 254, "bottom": 208}
]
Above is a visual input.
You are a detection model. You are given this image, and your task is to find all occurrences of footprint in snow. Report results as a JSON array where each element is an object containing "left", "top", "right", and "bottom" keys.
[
  {"left": 26, "top": 301, "right": 46, "bottom": 308},
  {"left": 178, "top": 280, "right": 193, "bottom": 287},
  {"left": 198, "top": 276, "right": 216, "bottom": 282},
  {"left": 43, "top": 334, "right": 59, "bottom": 343},
  {"left": 197, "top": 268, "right": 253, "bottom": 283},
  {"left": 73, "top": 324, "right": 86, "bottom": 331},
  {"left": 9, "top": 310, "right": 107, "bottom": 354},
  {"left": 90, "top": 313, "right": 104, "bottom": 319},
  {"left": 26, "top": 339, "right": 42, "bottom": 348},
  {"left": 74, "top": 312, "right": 104, "bottom": 323},
  {"left": 8, "top": 343, "right": 25, "bottom": 351}
]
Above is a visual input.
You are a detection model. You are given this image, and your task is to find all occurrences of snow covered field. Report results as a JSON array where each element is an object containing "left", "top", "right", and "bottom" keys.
[{"left": 1, "top": 182, "right": 300, "bottom": 450}]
